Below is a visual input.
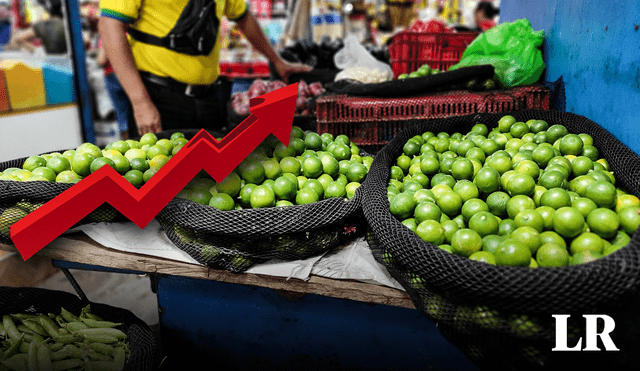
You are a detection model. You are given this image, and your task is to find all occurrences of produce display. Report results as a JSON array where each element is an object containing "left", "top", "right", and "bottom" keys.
[
  {"left": 175, "top": 126, "right": 372, "bottom": 210},
  {"left": 397, "top": 63, "right": 499, "bottom": 91},
  {"left": 230, "top": 79, "right": 325, "bottom": 117},
  {"left": 387, "top": 114, "right": 640, "bottom": 267},
  {"left": 279, "top": 36, "right": 389, "bottom": 70},
  {"left": 1, "top": 305, "right": 129, "bottom": 371},
  {"left": 0, "top": 126, "right": 371, "bottom": 214}
]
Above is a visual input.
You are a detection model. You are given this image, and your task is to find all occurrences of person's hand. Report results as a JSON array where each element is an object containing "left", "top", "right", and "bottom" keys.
[
  {"left": 132, "top": 99, "right": 162, "bottom": 136},
  {"left": 274, "top": 59, "right": 313, "bottom": 83}
]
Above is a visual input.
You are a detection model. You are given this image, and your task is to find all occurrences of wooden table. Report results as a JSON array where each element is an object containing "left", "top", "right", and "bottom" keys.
[
  {"left": 1, "top": 232, "right": 413, "bottom": 309},
  {"left": 1, "top": 233, "right": 479, "bottom": 371}
]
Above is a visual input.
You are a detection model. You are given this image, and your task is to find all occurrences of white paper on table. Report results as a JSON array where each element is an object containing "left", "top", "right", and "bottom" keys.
[
  {"left": 245, "top": 253, "right": 327, "bottom": 281},
  {"left": 66, "top": 223, "right": 402, "bottom": 288},
  {"left": 310, "top": 237, "right": 405, "bottom": 291},
  {"left": 68, "top": 220, "right": 200, "bottom": 265},
  {"left": 67, "top": 221, "right": 323, "bottom": 280}
]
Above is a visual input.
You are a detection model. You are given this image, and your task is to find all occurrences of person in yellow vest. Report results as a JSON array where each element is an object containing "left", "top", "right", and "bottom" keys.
[{"left": 98, "top": 0, "right": 311, "bottom": 136}]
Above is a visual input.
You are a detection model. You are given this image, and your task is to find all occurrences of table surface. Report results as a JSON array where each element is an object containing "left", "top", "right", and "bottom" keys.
[{"left": 0, "top": 233, "right": 415, "bottom": 309}]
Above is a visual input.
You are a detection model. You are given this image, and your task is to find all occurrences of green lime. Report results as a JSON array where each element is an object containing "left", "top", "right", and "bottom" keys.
[
  {"left": 495, "top": 240, "right": 532, "bottom": 267},
  {"left": 416, "top": 220, "right": 445, "bottom": 245},
  {"left": 451, "top": 229, "right": 483, "bottom": 257}
]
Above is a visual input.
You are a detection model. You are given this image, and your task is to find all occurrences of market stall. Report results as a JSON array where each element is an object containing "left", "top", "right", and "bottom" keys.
[{"left": 2, "top": 0, "right": 640, "bottom": 370}]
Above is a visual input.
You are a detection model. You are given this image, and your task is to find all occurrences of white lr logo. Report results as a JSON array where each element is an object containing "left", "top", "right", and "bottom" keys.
[{"left": 552, "top": 314, "right": 620, "bottom": 351}]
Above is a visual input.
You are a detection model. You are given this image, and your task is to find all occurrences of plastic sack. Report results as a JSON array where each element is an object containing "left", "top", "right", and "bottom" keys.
[
  {"left": 334, "top": 34, "right": 393, "bottom": 79},
  {"left": 449, "top": 18, "right": 545, "bottom": 88}
]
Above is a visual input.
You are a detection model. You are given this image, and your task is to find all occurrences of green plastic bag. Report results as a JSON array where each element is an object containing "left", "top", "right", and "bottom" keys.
[{"left": 450, "top": 18, "right": 545, "bottom": 88}]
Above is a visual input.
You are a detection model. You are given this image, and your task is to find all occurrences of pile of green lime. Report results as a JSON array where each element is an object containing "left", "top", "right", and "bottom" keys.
[
  {"left": 176, "top": 126, "right": 371, "bottom": 211},
  {"left": 388, "top": 115, "right": 640, "bottom": 267},
  {"left": 0, "top": 131, "right": 187, "bottom": 187},
  {"left": 397, "top": 64, "right": 442, "bottom": 79}
]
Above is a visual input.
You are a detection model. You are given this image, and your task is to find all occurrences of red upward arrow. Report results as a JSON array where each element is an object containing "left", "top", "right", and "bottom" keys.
[{"left": 11, "top": 83, "right": 299, "bottom": 260}]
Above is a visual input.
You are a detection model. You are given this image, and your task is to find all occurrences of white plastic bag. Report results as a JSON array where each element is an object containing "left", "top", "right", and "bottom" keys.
[{"left": 333, "top": 34, "right": 393, "bottom": 83}]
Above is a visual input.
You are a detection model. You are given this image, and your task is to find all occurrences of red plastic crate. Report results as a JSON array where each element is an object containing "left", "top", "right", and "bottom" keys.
[
  {"left": 316, "top": 85, "right": 551, "bottom": 150},
  {"left": 219, "top": 61, "right": 270, "bottom": 78},
  {"left": 389, "top": 31, "right": 479, "bottom": 78}
]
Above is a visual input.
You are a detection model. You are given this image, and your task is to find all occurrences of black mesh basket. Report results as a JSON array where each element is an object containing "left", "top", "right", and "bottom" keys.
[
  {"left": 156, "top": 185, "right": 365, "bottom": 273},
  {"left": 0, "top": 130, "right": 214, "bottom": 246},
  {"left": 0, "top": 159, "right": 125, "bottom": 246},
  {"left": 361, "top": 110, "right": 640, "bottom": 370},
  {"left": 324, "top": 65, "right": 496, "bottom": 98},
  {"left": 0, "top": 286, "right": 157, "bottom": 371}
]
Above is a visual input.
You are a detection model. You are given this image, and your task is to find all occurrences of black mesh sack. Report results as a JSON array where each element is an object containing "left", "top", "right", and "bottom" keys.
[
  {"left": 156, "top": 186, "right": 365, "bottom": 273},
  {"left": 324, "top": 65, "right": 495, "bottom": 98},
  {"left": 0, "top": 157, "right": 126, "bottom": 246},
  {"left": 362, "top": 110, "right": 640, "bottom": 370},
  {"left": 0, "top": 286, "right": 157, "bottom": 371},
  {"left": 0, "top": 129, "right": 214, "bottom": 246}
]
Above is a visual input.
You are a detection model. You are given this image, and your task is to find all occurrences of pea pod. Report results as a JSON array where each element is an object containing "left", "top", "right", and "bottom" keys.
[
  {"left": 112, "top": 347, "right": 125, "bottom": 370},
  {"left": 9, "top": 315, "right": 36, "bottom": 321},
  {"left": 37, "top": 344, "right": 53, "bottom": 371},
  {"left": 85, "top": 352, "right": 110, "bottom": 362},
  {"left": 47, "top": 344, "right": 63, "bottom": 353},
  {"left": 2, "top": 316, "right": 21, "bottom": 341},
  {"left": 63, "top": 323, "right": 87, "bottom": 333},
  {"left": 78, "top": 319, "right": 120, "bottom": 329},
  {"left": 33, "top": 317, "right": 59, "bottom": 340},
  {"left": 1, "top": 353, "right": 27, "bottom": 371},
  {"left": 0, "top": 323, "right": 6, "bottom": 337},
  {"left": 54, "top": 317, "right": 66, "bottom": 329},
  {"left": 15, "top": 327, "right": 33, "bottom": 337},
  {"left": 84, "top": 361, "right": 119, "bottom": 371},
  {"left": 18, "top": 343, "right": 29, "bottom": 355},
  {"left": 19, "top": 322, "right": 47, "bottom": 338},
  {"left": 58, "top": 310, "right": 78, "bottom": 325},
  {"left": 79, "top": 307, "right": 102, "bottom": 323},
  {"left": 48, "top": 335, "right": 78, "bottom": 345},
  {"left": 86, "top": 344, "right": 114, "bottom": 357},
  {"left": 58, "top": 346, "right": 82, "bottom": 361},
  {"left": 50, "top": 359, "right": 83, "bottom": 371},
  {"left": 27, "top": 340, "right": 38, "bottom": 371},
  {"left": 81, "top": 335, "right": 118, "bottom": 345},
  {"left": 73, "top": 329, "right": 125, "bottom": 341},
  {"left": 0, "top": 334, "right": 24, "bottom": 361},
  {"left": 17, "top": 334, "right": 44, "bottom": 353}
]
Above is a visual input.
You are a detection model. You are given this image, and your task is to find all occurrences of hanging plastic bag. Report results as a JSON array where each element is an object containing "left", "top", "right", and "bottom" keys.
[
  {"left": 449, "top": 18, "right": 545, "bottom": 87},
  {"left": 333, "top": 34, "right": 393, "bottom": 83}
]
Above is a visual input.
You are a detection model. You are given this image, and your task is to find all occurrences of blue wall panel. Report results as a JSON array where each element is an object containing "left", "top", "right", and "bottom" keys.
[{"left": 500, "top": 0, "right": 640, "bottom": 155}]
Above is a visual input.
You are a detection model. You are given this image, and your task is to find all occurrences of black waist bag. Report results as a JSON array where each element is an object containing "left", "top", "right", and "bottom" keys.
[{"left": 128, "top": 0, "right": 219, "bottom": 56}]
